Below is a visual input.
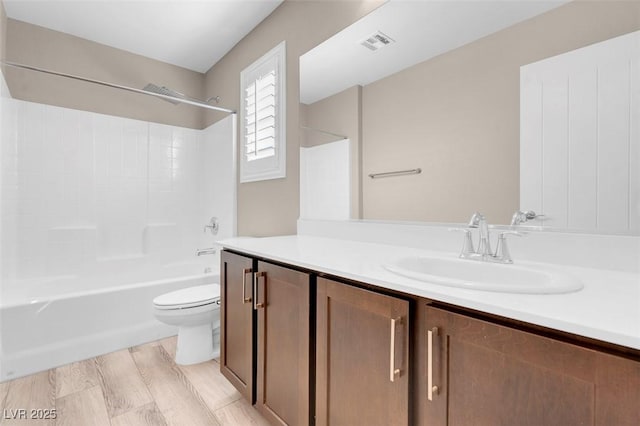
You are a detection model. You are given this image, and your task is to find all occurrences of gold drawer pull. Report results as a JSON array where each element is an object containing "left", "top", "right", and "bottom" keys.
[
  {"left": 390, "top": 317, "right": 402, "bottom": 382},
  {"left": 427, "top": 327, "right": 440, "bottom": 401},
  {"left": 242, "top": 268, "right": 252, "bottom": 303},
  {"left": 254, "top": 272, "right": 266, "bottom": 309}
]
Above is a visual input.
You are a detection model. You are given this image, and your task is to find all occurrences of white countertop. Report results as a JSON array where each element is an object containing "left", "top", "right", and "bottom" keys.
[{"left": 219, "top": 235, "right": 640, "bottom": 351}]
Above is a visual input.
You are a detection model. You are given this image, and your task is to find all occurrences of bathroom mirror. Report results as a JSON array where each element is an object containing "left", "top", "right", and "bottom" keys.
[{"left": 299, "top": 0, "right": 639, "bottom": 234}]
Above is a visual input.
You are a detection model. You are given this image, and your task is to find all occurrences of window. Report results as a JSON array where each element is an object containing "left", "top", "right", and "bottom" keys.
[{"left": 240, "top": 41, "right": 286, "bottom": 182}]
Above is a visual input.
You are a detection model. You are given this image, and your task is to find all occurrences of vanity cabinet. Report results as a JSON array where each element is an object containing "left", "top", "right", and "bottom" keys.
[
  {"left": 423, "top": 304, "right": 640, "bottom": 426},
  {"left": 255, "top": 260, "right": 310, "bottom": 426},
  {"left": 222, "top": 249, "right": 639, "bottom": 426},
  {"left": 220, "top": 251, "right": 311, "bottom": 426},
  {"left": 316, "top": 278, "right": 410, "bottom": 426},
  {"left": 220, "top": 251, "right": 254, "bottom": 401}
]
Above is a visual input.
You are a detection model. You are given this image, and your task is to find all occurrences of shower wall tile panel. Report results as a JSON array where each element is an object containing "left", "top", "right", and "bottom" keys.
[
  {"left": 148, "top": 122, "right": 204, "bottom": 260},
  {"left": 0, "top": 98, "right": 233, "bottom": 290},
  {"left": 0, "top": 75, "right": 17, "bottom": 293},
  {"left": 200, "top": 115, "right": 237, "bottom": 268},
  {"left": 300, "top": 139, "right": 351, "bottom": 221}
]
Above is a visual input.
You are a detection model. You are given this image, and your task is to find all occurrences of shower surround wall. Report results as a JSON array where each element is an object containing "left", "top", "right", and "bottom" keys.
[
  {"left": 1, "top": 97, "right": 234, "bottom": 304},
  {"left": 0, "top": 90, "right": 235, "bottom": 379}
]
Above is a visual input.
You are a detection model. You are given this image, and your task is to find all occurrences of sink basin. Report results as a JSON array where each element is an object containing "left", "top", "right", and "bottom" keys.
[{"left": 384, "top": 256, "right": 583, "bottom": 294}]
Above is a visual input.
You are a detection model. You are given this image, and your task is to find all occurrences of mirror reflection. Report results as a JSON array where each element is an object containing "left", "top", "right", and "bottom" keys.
[{"left": 299, "top": 0, "right": 639, "bottom": 234}]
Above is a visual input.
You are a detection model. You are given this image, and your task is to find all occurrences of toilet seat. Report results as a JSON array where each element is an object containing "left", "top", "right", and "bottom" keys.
[{"left": 153, "top": 284, "right": 220, "bottom": 310}]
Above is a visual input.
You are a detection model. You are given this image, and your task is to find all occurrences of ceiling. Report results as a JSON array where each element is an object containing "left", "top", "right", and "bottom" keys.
[
  {"left": 3, "top": 0, "right": 284, "bottom": 73},
  {"left": 300, "top": 0, "right": 570, "bottom": 104}
]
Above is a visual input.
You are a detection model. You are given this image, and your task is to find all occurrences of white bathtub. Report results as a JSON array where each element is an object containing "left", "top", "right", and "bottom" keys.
[{"left": 0, "top": 262, "right": 219, "bottom": 382}]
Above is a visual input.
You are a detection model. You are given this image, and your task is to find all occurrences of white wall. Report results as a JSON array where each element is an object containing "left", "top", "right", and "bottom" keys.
[
  {"left": 0, "top": 98, "right": 235, "bottom": 302},
  {"left": 201, "top": 114, "right": 237, "bottom": 267},
  {"left": 521, "top": 31, "right": 639, "bottom": 234},
  {"left": 300, "top": 139, "right": 351, "bottom": 221},
  {"left": 1, "top": 69, "right": 13, "bottom": 301},
  {"left": 0, "top": 69, "right": 10, "bottom": 376}
]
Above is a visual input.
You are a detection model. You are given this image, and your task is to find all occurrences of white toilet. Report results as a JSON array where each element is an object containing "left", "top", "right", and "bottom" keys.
[{"left": 153, "top": 284, "right": 221, "bottom": 365}]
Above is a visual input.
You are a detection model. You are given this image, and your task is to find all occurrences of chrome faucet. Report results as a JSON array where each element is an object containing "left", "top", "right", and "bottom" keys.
[
  {"left": 468, "top": 212, "right": 492, "bottom": 258},
  {"left": 450, "top": 212, "right": 524, "bottom": 264},
  {"left": 196, "top": 248, "right": 217, "bottom": 256}
]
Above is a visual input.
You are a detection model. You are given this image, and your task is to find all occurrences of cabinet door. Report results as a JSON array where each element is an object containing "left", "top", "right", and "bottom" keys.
[
  {"left": 220, "top": 251, "right": 254, "bottom": 402},
  {"left": 255, "top": 261, "right": 310, "bottom": 426},
  {"left": 595, "top": 351, "right": 640, "bottom": 425},
  {"left": 316, "top": 278, "right": 409, "bottom": 426},
  {"left": 424, "top": 305, "right": 640, "bottom": 426}
]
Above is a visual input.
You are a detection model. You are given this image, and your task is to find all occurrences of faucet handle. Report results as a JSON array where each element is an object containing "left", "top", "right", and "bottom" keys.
[
  {"left": 448, "top": 228, "right": 475, "bottom": 258},
  {"left": 467, "top": 212, "right": 485, "bottom": 228},
  {"left": 204, "top": 217, "right": 219, "bottom": 234},
  {"left": 511, "top": 210, "right": 544, "bottom": 226},
  {"left": 494, "top": 231, "right": 524, "bottom": 263}
]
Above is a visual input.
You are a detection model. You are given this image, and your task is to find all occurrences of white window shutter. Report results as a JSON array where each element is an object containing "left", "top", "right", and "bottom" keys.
[{"left": 240, "top": 41, "right": 286, "bottom": 182}]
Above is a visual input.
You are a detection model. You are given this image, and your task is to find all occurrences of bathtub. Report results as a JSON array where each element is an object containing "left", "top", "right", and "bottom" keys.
[{"left": 0, "top": 261, "right": 219, "bottom": 382}]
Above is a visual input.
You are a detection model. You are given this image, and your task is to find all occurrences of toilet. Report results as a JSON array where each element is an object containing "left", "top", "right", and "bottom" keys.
[{"left": 153, "top": 284, "right": 221, "bottom": 365}]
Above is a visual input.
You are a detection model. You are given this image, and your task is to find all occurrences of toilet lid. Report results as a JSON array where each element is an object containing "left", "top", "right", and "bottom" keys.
[{"left": 153, "top": 284, "right": 221, "bottom": 310}]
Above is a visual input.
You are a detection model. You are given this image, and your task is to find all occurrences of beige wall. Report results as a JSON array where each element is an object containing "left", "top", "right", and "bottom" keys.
[
  {"left": 204, "top": 0, "right": 383, "bottom": 237},
  {"left": 302, "top": 85, "right": 363, "bottom": 218},
  {"left": 5, "top": 19, "right": 205, "bottom": 129},
  {"left": 1, "top": 0, "right": 384, "bottom": 236},
  {"left": 362, "top": 0, "right": 640, "bottom": 225}
]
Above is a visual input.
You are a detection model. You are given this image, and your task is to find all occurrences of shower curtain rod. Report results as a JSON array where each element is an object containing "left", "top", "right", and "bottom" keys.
[
  {"left": 300, "top": 126, "right": 347, "bottom": 140},
  {"left": 1, "top": 61, "right": 236, "bottom": 114}
]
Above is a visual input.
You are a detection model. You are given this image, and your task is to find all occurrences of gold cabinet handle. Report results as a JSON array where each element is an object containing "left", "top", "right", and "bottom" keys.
[
  {"left": 242, "top": 268, "right": 252, "bottom": 303},
  {"left": 254, "top": 271, "right": 266, "bottom": 310},
  {"left": 390, "top": 317, "right": 402, "bottom": 382},
  {"left": 427, "top": 327, "right": 440, "bottom": 401}
]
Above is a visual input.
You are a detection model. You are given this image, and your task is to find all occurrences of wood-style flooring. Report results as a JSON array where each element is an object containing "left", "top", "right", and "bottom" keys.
[{"left": 0, "top": 337, "right": 269, "bottom": 425}]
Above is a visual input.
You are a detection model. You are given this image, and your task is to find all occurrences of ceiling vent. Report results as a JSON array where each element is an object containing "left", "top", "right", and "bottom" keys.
[{"left": 359, "top": 31, "right": 395, "bottom": 52}]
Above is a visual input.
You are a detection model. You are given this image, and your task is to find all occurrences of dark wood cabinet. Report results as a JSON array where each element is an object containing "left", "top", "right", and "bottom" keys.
[
  {"left": 423, "top": 304, "right": 640, "bottom": 426},
  {"left": 220, "top": 251, "right": 311, "bottom": 426},
  {"left": 220, "top": 251, "right": 254, "bottom": 402},
  {"left": 222, "top": 249, "right": 639, "bottom": 426},
  {"left": 316, "top": 278, "right": 410, "bottom": 426},
  {"left": 255, "top": 261, "right": 310, "bottom": 426},
  {"left": 595, "top": 350, "right": 640, "bottom": 425}
]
